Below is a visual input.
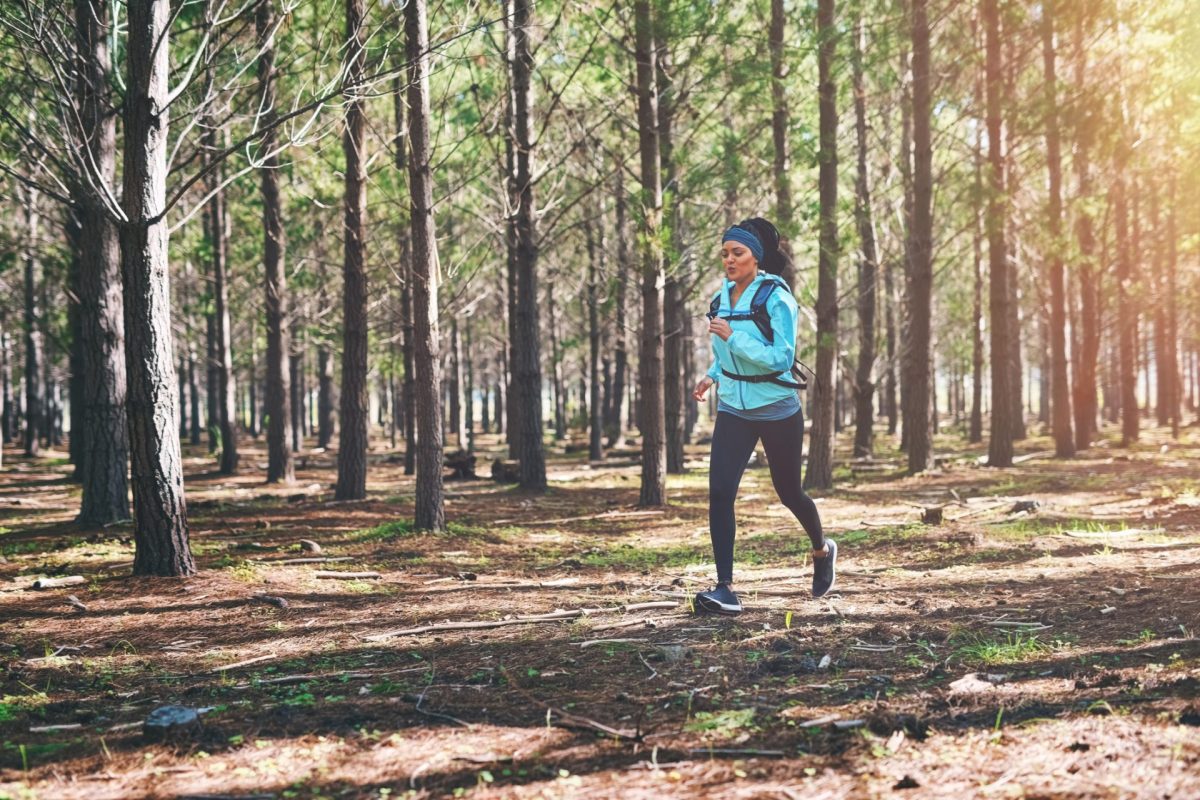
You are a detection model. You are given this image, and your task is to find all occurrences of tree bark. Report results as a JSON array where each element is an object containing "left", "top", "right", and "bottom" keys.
[
  {"left": 547, "top": 275, "right": 566, "bottom": 440},
  {"left": 449, "top": 319, "right": 465, "bottom": 448},
  {"left": 805, "top": 0, "right": 839, "bottom": 489},
  {"left": 22, "top": 185, "right": 43, "bottom": 458},
  {"left": 1112, "top": 137, "right": 1138, "bottom": 446},
  {"left": 202, "top": 122, "right": 239, "bottom": 474},
  {"left": 1041, "top": 0, "right": 1073, "bottom": 457},
  {"left": 122, "top": 0, "right": 193, "bottom": 576},
  {"left": 1166, "top": 171, "right": 1180, "bottom": 438},
  {"left": 405, "top": 0, "right": 446, "bottom": 529},
  {"left": 969, "top": 16, "right": 985, "bottom": 444},
  {"left": 900, "top": 0, "right": 933, "bottom": 473},
  {"left": 507, "top": 0, "right": 547, "bottom": 491},
  {"left": 851, "top": 13, "right": 877, "bottom": 459},
  {"left": 585, "top": 211, "right": 604, "bottom": 462},
  {"left": 335, "top": 0, "right": 370, "bottom": 499},
  {"left": 1071, "top": 12, "right": 1099, "bottom": 450},
  {"left": 391, "top": 71, "right": 416, "bottom": 474},
  {"left": 257, "top": 0, "right": 294, "bottom": 485},
  {"left": 608, "top": 161, "right": 629, "bottom": 447},
  {"left": 984, "top": 0, "right": 1013, "bottom": 467},
  {"left": 72, "top": 0, "right": 130, "bottom": 524},
  {"left": 769, "top": 0, "right": 797, "bottom": 290},
  {"left": 634, "top": 0, "right": 666, "bottom": 506}
]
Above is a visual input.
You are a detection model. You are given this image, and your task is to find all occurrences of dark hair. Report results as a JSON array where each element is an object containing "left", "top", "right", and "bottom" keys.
[{"left": 739, "top": 217, "right": 792, "bottom": 278}]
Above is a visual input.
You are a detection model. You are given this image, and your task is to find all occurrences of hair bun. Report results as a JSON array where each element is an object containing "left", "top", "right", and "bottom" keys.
[{"left": 739, "top": 217, "right": 791, "bottom": 278}]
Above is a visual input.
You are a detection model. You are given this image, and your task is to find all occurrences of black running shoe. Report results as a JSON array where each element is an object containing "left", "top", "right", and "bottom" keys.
[
  {"left": 812, "top": 539, "right": 838, "bottom": 598},
  {"left": 695, "top": 584, "right": 742, "bottom": 615}
]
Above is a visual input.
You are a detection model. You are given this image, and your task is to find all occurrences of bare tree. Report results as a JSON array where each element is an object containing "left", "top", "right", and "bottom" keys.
[{"left": 851, "top": 12, "right": 877, "bottom": 459}]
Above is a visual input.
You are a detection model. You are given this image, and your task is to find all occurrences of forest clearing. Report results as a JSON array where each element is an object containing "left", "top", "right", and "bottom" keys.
[{"left": 2, "top": 426, "right": 1198, "bottom": 799}]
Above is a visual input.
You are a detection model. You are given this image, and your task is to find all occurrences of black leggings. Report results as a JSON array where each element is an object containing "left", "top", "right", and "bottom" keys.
[{"left": 708, "top": 409, "right": 824, "bottom": 584}]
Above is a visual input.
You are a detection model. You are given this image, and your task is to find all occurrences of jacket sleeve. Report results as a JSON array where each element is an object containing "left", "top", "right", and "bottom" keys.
[
  {"left": 707, "top": 341, "right": 722, "bottom": 382},
  {"left": 725, "top": 287, "right": 797, "bottom": 373}
]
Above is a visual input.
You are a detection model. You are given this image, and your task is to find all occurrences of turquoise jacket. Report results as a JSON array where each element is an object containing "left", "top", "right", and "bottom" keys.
[{"left": 705, "top": 273, "right": 799, "bottom": 411}]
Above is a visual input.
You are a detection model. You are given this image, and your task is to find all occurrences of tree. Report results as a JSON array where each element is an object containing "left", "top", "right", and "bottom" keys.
[
  {"left": 122, "top": 0, "right": 194, "bottom": 576},
  {"left": 769, "top": 0, "right": 797, "bottom": 291},
  {"left": 404, "top": 0, "right": 445, "bottom": 531},
  {"left": 1040, "top": 0, "right": 1073, "bottom": 457},
  {"left": 335, "top": 0, "right": 369, "bottom": 500},
  {"left": 805, "top": 0, "right": 839, "bottom": 490},
  {"left": 984, "top": 0, "right": 1014, "bottom": 467},
  {"left": 507, "top": 0, "right": 547, "bottom": 491},
  {"left": 258, "top": 0, "right": 294, "bottom": 486},
  {"left": 851, "top": 10, "right": 878, "bottom": 459},
  {"left": 1070, "top": 10, "right": 1099, "bottom": 450},
  {"left": 634, "top": 0, "right": 666, "bottom": 506}
]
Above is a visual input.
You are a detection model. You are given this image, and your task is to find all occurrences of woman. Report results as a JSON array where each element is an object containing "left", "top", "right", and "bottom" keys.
[{"left": 691, "top": 218, "right": 835, "bottom": 615}]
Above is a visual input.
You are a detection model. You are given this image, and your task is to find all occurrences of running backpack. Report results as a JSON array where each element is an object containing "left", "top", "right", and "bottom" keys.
[{"left": 707, "top": 277, "right": 812, "bottom": 391}]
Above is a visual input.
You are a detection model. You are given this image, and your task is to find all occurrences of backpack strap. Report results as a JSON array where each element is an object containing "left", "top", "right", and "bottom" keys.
[{"left": 714, "top": 278, "right": 781, "bottom": 343}]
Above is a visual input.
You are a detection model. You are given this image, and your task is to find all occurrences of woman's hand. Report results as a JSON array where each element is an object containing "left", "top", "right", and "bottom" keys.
[
  {"left": 692, "top": 376, "right": 715, "bottom": 402},
  {"left": 707, "top": 316, "right": 733, "bottom": 341}
]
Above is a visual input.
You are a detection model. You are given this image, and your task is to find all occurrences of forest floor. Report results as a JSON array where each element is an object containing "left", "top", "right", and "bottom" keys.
[{"left": 1, "top": 423, "right": 1199, "bottom": 800}]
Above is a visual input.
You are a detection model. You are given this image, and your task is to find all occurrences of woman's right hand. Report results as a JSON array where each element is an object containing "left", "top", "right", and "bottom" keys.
[{"left": 692, "top": 376, "right": 715, "bottom": 402}]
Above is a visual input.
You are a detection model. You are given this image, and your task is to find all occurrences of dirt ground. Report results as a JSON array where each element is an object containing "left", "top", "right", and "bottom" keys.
[{"left": 1, "top": 423, "right": 1199, "bottom": 800}]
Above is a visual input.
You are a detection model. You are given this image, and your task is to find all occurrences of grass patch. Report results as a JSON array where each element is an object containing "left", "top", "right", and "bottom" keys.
[
  {"left": 349, "top": 520, "right": 497, "bottom": 542},
  {"left": 685, "top": 708, "right": 757, "bottom": 737},
  {"left": 950, "top": 631, "right": 1062, "bottom": 665}
]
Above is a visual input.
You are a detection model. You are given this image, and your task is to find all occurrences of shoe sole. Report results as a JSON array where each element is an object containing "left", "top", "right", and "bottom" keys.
[
  {"left": 812, "top": 540, "right": 838, "bottom": 599},
  {"left": 695, "top": 595, "right": 743, "bottom": 615}
]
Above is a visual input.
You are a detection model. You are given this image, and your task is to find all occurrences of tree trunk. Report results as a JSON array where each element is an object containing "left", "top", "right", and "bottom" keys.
[
  {"left": 969, "top": 18, "right": 985, "bottom": 444},
  {"left": 2, "top": 329, "right": 12, "bottom": 444},
  {"left": 769, "top": 0, "right": 797, "bottom": 290},
  {"left": 900, "top": 0, "right": 933, "bottom": 473},
  {"left": 405, "top": 0, "right": 446, "bottom": 529},
  {"left": 984, "top": 0, "right": 1013, "bottom": 467},
  {"left": 507, "top": 0, "right": 547, "bottom": 491},
  {"left": 290, "top": 351, "right": 302, "bottom": 452},
  {"left": 585, "top": 211, "right": 604, "bottom": 462},
  {"left": 634, "top": 0, "right": 666, "bottom": 506},
  {"left": 608, "top": 163, "right": 629, "bottom": 447},
  {"left": 851, "top": 13, "right": 877, "bottom": 459},
  {"left": 464, "top": 317, "right": 475, "bottom": 452},
  {"left": 1071, "top": 13, "right": 1099, "bottom": 449},
  {"left": 188, "top": 348, "right": 202, "bottom": 444},
  {"left": 1166, "top": 172, "right": 1180, "bottom": 438},
  {"left": 449, "top": 319, "right": 465, "bottom": 448},
  {"left": 22, "top": 185, "right": 43, "bottom": 458},
  {"left": 1041, "top": 0, "right": 1074, "bottom": 457},
  {"left": 805, "top": 0, "right": 839, "bottom": 489},
  {"left": 258, "top": 0, "right": 294, "bottom": 485},
  {"left": 547, "top": 280, "right": 566, "bottom": 439},
  {"left": 122, "top": 0, "right": 193, "bottom": 576},
  {"left": 1151, "top": 191, "right": 1169, "bottom": 428},
  {"left": 202, "top": 123, "right": 239, "bottom": 474},
  {"left": 335, "top": 0, "right": 370, "bottom": 498},
  {"left": 656, "top": 29, "right": 686, "bottom": 475},
  {"left": 73, "top": 0, "right": 130, "bottom": 524},
  {"left": 1112, "top": 141, "right": 1138, "bottom": 446},
  {"left": 318, "top": 346, "right": 334, "bottom": 448}
]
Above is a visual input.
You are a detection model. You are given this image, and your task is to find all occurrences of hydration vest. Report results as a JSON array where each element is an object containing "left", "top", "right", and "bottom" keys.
[{"left": 708, "top": 278, "right": 812, "bottom": 391}]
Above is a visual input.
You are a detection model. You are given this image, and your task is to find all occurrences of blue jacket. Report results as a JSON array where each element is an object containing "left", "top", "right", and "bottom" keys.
[{"left": 705, "top": 273, "right": 799, "bottom": 410}]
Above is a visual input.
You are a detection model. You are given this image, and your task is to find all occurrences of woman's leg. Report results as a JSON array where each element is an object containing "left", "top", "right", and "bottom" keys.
[
  {"left": 760, "top": 409, "right": 825, "bottom": 550},
  {"left": 708, "top": 411, "right": 759, "bottom": 584}
]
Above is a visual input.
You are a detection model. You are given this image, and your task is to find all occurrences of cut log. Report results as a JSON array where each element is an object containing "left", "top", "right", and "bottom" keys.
[{"left": 298, "top": 539, "right": 323, "bottom": 553}]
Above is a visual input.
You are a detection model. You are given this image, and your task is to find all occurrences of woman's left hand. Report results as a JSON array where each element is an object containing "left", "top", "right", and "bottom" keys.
[{"left": 707, "top": 317, "right": 733, "bottom": 341}]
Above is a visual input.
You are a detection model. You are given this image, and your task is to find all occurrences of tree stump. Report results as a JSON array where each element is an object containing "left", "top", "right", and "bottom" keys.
[
  {"left": 491, "top": 459, "right": 520, "bottom": 484},
  {"left": 444, "top": 450, "right": 477, "bottom": 480},
  {"left": 920, "top": 506, "right": 944, "bottom": 525}
]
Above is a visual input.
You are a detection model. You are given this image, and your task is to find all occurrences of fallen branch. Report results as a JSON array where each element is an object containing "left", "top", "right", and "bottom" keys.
[
  {"left": 252, "top": 594, "right": 289, "bottom": 609},
  {"left": 690, "top": 748, "right": 785, "bottom": 758},
  {"left": 65, "top": 594, "right": 88, "bottom": 612},
  {"left": 1063, "top": 528, "right": 1156, "bottom": 540},
  {"left": 547, "top": 706, "right": 640, "bottom": 741},
  {"left": 29, "top": 723, "right": 83, "bottom": 733},
  {"left": 590, "top": 614, "right": 685, "bottom": 633},
  {"left": 314, "top": 571, "right": 381, "bottom": 580},
  {"left": 264, "top": 557, "right": 354, "bottom": 565},
  {"left": 210, "top": 653, "right": 276, "bottom": 673},
  {"left": 31, "top": 576, "right": 86, "bottom": 589},
  {"left": 364, "top": 602, "right": 679, "bottom": 642},
  {"left": 578, "top": 638, "right": 647, "bottom": 649},
  {"left": 493, "top": 509, "right": 664, "bottom": 526}
]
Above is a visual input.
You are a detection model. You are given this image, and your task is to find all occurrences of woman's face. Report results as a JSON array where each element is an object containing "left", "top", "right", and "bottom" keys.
[{"left": 721, "top": 240, "right": 758, "bottom": 284}]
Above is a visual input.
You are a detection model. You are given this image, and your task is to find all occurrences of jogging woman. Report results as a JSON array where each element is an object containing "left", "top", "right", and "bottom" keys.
[{"left": 690, "top": 218, "right": 835, "bottom": 614}]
